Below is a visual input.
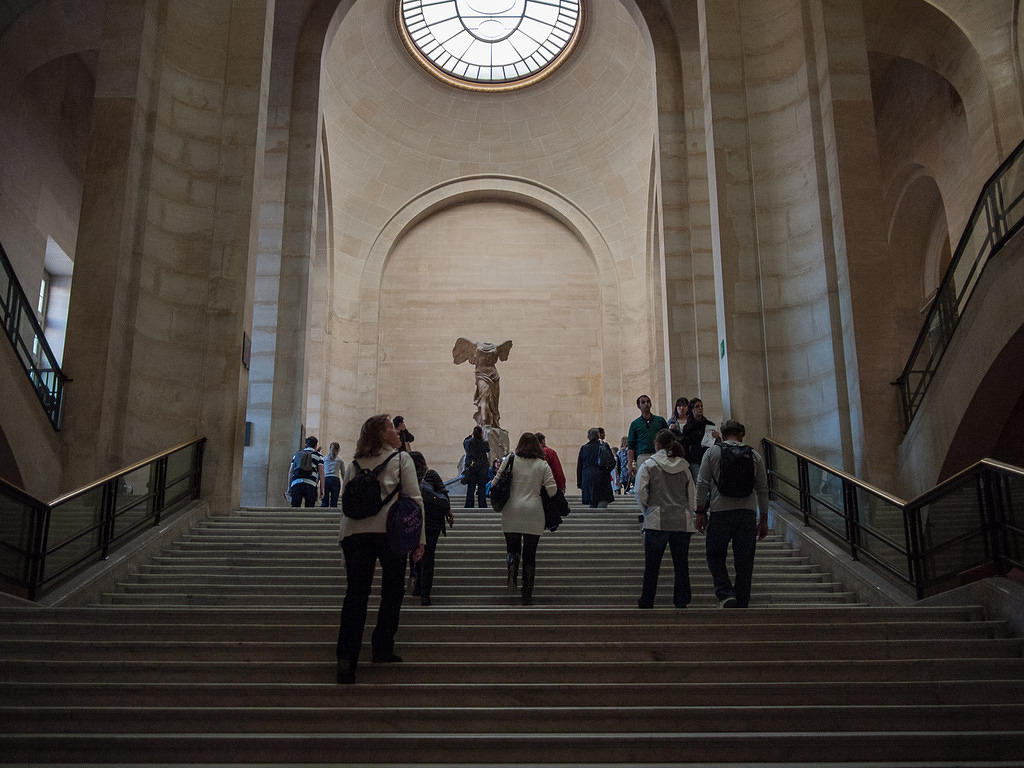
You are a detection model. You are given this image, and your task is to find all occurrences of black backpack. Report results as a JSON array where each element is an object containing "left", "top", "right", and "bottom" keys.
[
  {"left": 291, "top": 449, "right": 317, "bottom": 480},
  {"left": 341, "top": 452, "right": 399, "bottom": 519},
  {"left": 715, "top": 443, "right": 756, "bottom": 497}
]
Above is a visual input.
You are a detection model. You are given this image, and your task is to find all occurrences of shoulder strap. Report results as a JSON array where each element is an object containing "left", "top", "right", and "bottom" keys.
[{"left": 379, "top": 452, "right": 402, "bottom": 506}]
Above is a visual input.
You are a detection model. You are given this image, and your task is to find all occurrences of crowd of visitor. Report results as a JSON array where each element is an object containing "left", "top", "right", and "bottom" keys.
[{"left": 282, "top": 396, "right": 770, "bottom": 684}]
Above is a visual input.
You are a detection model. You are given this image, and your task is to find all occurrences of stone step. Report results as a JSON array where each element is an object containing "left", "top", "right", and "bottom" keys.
[
  {"left": 7, "top": 678, "right": 1022, "bottom": 707},
  {"left": 5, "top": 657, "right": 1023, "bottom": 685},
  {"left": 1, "top": 618, "right": 1007, "bottom": 642},
  {"left": 4, "top": 703, "right": 1024, "bottom": 734},
  {"left": 3, "top": 637, "right": 1019, "bottom": 663},
  {"left": 0, "top": 605, "right": 985, "bottom": 624},
  {"left": 135, "top": 561, "right": 825, "bottom": 576},
  {"left": 3, "top": 730, "right": 1023, "bottom": 764},
  {"left": 115, "top": 575, "right": 843, "bottom": 591},
  {"left": 99, "top": 591, "right": 865, "bottom": 607}
]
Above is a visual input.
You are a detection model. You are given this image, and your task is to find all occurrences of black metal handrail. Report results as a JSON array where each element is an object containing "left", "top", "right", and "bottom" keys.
[
  {"left": 763, "top": 438, "right": 1023, "bottom": 599},
  {"left": 0, "top": 437, "right": 206, "bottom": 600},
  {"left": 0, "top": 241, "right": 69, "bottom": 429},
  {"left": 895, "top": 139, "right": 1024, "bottom": 428}
]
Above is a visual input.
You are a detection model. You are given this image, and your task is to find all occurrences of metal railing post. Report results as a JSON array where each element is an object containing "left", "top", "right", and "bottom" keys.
[
  {"left": 844, "top": 478, "right": 860, "bottom": 561},
  {"left": 797, "top": 457, "right": 811, "bottom": 526},
  {"left": 905, "top": 505, "right": 925, "bottom": 600},
  {"left": 154, "top": 457, "right": 168, "bottom": 525},
  {"left": 192, "top": 440, "right": 206, "bottom": 499},
  {"left": 980, "top": 467, "right": 1007, "bottom": 575},
  {"left": 25, "top": 504, "right": 48, "bottom": 602},
  {"left": 99, "top": 481, "right": 117, "bottom": 559}
]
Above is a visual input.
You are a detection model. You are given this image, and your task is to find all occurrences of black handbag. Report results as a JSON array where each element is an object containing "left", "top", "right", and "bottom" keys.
[
  {"left": 541, "top": 486, "right": 570, "bottom": 531},
  {"left": 489, "top": 455, "right": 514, "bottom": 511}
]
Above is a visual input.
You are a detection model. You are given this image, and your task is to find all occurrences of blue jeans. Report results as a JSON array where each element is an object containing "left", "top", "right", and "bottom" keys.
[
  {"left": 322, "top": 476, "right": 340, "bottom": 507},
  {"left": 639, "top": 529, "right": 692, "bottom": 608},
  {"left": 705, "top": 508, "right": 757, "bottom": 607},
  {"left": 465, "top": 479, "right": 486, "bottom": 508}
]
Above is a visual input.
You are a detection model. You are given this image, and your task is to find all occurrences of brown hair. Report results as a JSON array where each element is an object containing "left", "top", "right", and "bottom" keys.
[
  {"left": 720, "top": 419, "right": 745, "bottom": 440},
  {"left": 655, "top": 428, "right": 685, "bottom": 458},
  {"left": 354, "top": 414, "right": 391, "bottom": 459},
  {"left": 514, "top": 432, "right": 545, "bottom": 460}
]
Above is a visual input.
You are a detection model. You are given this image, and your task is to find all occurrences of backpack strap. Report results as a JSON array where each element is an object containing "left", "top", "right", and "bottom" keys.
[{"left": 376, "top": 452, "right": 401, "bottom": 506}]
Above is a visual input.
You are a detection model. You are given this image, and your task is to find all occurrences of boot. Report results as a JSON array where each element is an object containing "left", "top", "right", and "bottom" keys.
[
  {"left": 506, "top": 553, "right": 520, "bottom": 592},
  {"left": 521, "top": 564, "right": 535, "bottom": 605}
]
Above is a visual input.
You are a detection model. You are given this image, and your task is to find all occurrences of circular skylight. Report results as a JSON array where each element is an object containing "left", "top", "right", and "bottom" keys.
[{"left": 398, "top": 0, "right": 584, "bottom": 91}]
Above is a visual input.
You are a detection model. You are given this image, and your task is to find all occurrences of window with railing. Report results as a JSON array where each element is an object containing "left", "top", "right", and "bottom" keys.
[
  {"left": 896, "top": 140, "right": 1024, "bottom": 428},
  {"left": 0, "top": 437, "right": 205, "bottom": 600},
  {"left": 764, "top": 438, "right": 1023, "bottom": 599},
  {"left": 0, "top": 242, "right": 68, "bottom": 429}
]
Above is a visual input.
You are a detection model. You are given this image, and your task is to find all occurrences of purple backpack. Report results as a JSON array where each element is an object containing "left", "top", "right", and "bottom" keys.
[{"left": 386, "top": 458, "right": 422, "bottom": 554}]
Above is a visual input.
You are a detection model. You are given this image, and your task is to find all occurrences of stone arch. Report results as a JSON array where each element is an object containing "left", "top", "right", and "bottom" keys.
[
  {"left": 0, "top": 0, "right": 101, "bottom": 105},
  {"left": 865, "top": 0, "right": 1000, "bottom": 239},
  {"left": 886, "top": 167, "right": 952, "bottom": 302},
  {"left": 356, "top": 175, "right": 624, "bottom": 471},
  {"left": 886, "top": 169, "right": 952, "bottom": 366},
  {"left": 362, "top": 176, "right": 619, "bottom": 288},
  {"left": 262, "top": 0, "right": 667, "bottom": 498}
]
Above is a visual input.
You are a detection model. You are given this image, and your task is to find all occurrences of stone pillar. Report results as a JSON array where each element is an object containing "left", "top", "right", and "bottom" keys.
[
  {"left": 61, "top": 0, "right": 162, "bottom": 486},
  {"left": 264, "top": 16, "right": 327, "bottom": 504},
  {"left": 808, "top": 0, "right": 898, "bottom": 486},
  {"left": 195, "top": 0, "right": 275, "bottom": 511},
  {"left": 697, "top": 0, "right": 770, "bottom": 443},
  {"left": 61, "top": 0, "right": 273, "bottom": 511}
]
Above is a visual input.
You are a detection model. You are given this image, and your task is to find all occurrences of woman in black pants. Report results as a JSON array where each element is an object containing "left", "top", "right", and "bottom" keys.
[
  {"left": 409, "top": 451, "right": 453, "bottom": 606},
  {"left": 462, "top": 425, "right": 490, "bottom": 507},
  {"left": 336, "top": 414, "right": 424, "bottom": 684}
]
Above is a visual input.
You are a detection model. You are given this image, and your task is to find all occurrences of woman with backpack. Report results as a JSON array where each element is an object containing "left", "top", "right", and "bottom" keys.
[
  {"left": 335, "top": 414, "right": 424, "bottom": 684},
  {"left": 634, "top": 429, "right": 697, "bottom": 608},
  {"left": 492, "top": 432, "right": 557, "bottom": 605}
]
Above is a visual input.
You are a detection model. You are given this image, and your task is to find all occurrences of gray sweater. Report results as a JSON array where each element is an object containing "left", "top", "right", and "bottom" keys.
[
  {"left": 635, "top": 450, "right": 696, "bottom": 532},
  {"left": 695, "top": 440, "right": 770, "bottom": 516}
]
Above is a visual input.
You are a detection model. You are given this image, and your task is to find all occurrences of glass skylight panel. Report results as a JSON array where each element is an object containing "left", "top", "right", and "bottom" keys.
[{"left": 398, "top": 0, "right": 583, "bottom": 90}]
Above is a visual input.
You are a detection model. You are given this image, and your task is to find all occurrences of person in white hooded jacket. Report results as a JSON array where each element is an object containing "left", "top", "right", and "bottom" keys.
[{"left": 634, "top": 428, "right": 697, "bottom": 608}]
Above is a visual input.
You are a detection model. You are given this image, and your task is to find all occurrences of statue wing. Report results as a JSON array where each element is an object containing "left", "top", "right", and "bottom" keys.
[
  {"left": 496, "top": 340, "right": 513, "bottom": 361},
  {"left": 452, "top": 337, "right": 477, "bottom": 365}
]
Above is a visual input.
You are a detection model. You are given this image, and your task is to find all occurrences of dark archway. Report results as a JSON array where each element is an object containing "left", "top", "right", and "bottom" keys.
[{"left": 940, "top": 325, "right": 1024, "bottom": 478}]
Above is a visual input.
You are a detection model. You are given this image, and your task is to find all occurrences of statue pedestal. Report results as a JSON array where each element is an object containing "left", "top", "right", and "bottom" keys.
[{"left": 484, "top": 426, "right": 510, "bottom": 463}]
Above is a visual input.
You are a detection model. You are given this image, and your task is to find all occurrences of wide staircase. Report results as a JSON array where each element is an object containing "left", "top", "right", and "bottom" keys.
[{"left": 1, "top": 494, "right": 1023, "bottom": 765}]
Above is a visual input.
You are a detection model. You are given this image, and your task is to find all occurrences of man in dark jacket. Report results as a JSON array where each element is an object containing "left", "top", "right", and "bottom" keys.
[{"left": 393, "top": 416, "right": 414, "bottom": 452}]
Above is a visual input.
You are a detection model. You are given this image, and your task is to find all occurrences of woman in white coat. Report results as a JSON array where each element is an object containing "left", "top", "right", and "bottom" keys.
[
  {"left": 494, "top": 432, "right": 557, "bottom": 605},
  {"left": 634, "top": 428, "right": 697, "bottom": 608}
]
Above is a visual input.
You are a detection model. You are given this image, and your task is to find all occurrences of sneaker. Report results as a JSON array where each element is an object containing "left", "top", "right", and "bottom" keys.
[{"left": 718, "top": 596, "right": 738, "bottom": 609}]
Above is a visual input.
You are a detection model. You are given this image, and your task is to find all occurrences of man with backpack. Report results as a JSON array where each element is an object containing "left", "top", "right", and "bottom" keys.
[
  {"left": 694, "top": 419, "right": 770, "bottom": 608},
  {"left": 286, "top": 436, "right": 325, "bottom": 507}
]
